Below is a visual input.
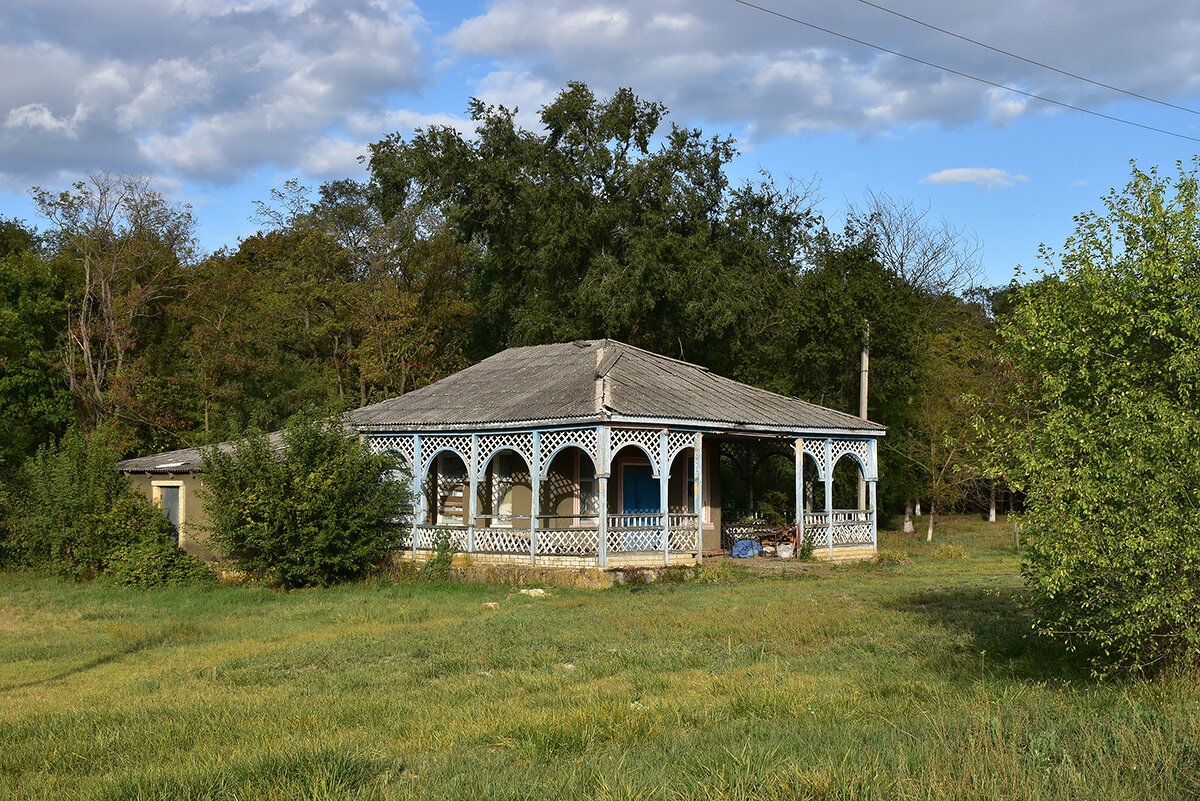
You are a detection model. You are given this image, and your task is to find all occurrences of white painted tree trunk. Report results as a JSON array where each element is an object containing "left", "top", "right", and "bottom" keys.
[
  {"left": 988, "top": 481, "right": 997, "bottom": 523},
  {"left": 915, "top": 500, "right": 922, "bottom": 517},
  {"left": 926, "top": 507, "right": 935, "bottom": 542},
  {"left": 903, "top": 499, "right": 914, "bottom": 533}
]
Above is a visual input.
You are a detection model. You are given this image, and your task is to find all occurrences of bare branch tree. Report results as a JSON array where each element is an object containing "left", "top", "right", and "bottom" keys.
[
  {"left": 32, "top": 172, "right": 195, "bottom": 426},
  {"left": 851, "top": 189, "right": 982, "bottom": 296}
]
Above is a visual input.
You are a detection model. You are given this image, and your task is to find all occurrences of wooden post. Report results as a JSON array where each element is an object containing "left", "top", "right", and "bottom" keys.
[
  {"left": 869, "top": 438, "right": 879, "bottom": 554},
  {"left": 411, "top": 434, "right": 422, "bottom": 561},
  {"left": 694, "top": 432, "right": 704, "bottom": 563},
  {"left": 858, "top": 322, "right": 869, "bottom": 510},
  {"left": 597, "top": 425, "right": 608, "bottom": 569},
  {"left": 794, "top": 437, "right": 804, "bottom": 553},
  {"left": 825, "top": 438, "right": 834, "bottom": 561},
  {"left": 530, "top": 431, "right": 541, "bottom": 566},
  {"left": 467, "top": 434, "right": 478, "bottom": 554},
  {"left": 660, "top": 430, "right": 670, "bottom": 567}
]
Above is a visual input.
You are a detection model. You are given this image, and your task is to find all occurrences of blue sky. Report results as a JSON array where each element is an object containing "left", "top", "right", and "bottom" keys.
[{"left": 3, "top": 0, "right": 1199, "bottom": 287}]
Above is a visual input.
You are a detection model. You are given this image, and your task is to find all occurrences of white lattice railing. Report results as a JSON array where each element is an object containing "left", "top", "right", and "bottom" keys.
[
  {"left": 472, "top": 524, "right": 530, "bottom": 554},
  {"left": 536, "top": 527, "right": 599, "bottom": 556},
  {"left": 721, "top": 510, "right": 874, "bottom": 549},
  {"left": 407, "top": 513, "right": 706, "bottom": 556},
  {"left": 413, "top": 525, "right": 468, "bottom": 551}
]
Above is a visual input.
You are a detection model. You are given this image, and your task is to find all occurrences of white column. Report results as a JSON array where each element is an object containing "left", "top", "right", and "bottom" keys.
[
  {"left": 693, "top": 432, "right": 704, "bottom": 563},
  {"left": 659, "top": 430, "right": 670, "bottom": 567},
  {"left": 411, "top": 434, "right": 423, "bottom": 560},
  {"left": 597, "top": 425, "right": 608, "bottom": 569},
  {"left": 825, "top": 438, "right": 834, "bottom": 560},
  {"left": 869, "top": 438, "right": 879, "bottom": 553},
  {"left": 794, "top": 437, "right": 804, "bottom": 555},
  {"left": 467, "top": 434, "right": 478, "bottom": 554},
  {"left": 530, "top": 431, "right": 541, "bottom": 566}
]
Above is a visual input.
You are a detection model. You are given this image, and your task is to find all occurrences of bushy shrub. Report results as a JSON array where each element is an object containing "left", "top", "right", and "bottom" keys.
[
  {"left": 993, "top": 162, "right": 1200, "bottom": 674},
  {"left": 106, "top": 539, "right": 218, "bottom": 588},
  {"left": 2, "top": 426, "right": 211, "bottom": 585},
  {"left": 201, "top": 416, "right": 407, "bottom": 588}
]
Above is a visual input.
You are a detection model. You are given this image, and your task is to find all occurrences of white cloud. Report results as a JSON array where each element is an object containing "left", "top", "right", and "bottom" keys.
[
  {"left": 0, "top": 0, "right": 431, "bottom": 183},
  {"left": 445, "top": 0, "right": 1200, "bottom": 142},
  {"left": 922, "top": 167, "right": 1029, "bottom": 190}
]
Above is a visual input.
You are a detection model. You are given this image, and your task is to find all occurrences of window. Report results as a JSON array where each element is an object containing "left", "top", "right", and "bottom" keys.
[
  {"left": 151, "top": 481, "right": 184, "bottom": 546},
  {"left": 577, "top": 454, "right": 598, "bottom": 523}
]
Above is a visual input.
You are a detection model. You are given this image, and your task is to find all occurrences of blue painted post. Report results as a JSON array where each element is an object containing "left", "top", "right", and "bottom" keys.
[
  {"left": 597, "top": 425, "right": 608, "bottom": 570},
  {"left": 411, "top": 434, "right": 423, "bottom": 562},
  {"left": 467, "top": 434, "right": 478, "bottom": 555},
  {"left": 530, "top": 431, "right": 541, "bottom": 566},
  {"left": 660, "top": 430, "right": 670, "bottom": 567},
  {"left": 825, "top": 438, "right": 834, "bottom": 561},
  {"left": 693, "top": 432, "right": 704, "bottom": 563},
  {"left": 794, "top": 437, "right": 804, "bottom": 556},
  {"left": 869, "top": 438, "right": 879, "bottom": 554}
]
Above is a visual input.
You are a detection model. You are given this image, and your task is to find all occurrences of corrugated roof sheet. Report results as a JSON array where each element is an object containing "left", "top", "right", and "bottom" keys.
[
  {"left": 116, "top": 431, "right": 291, "bottom": 473},
  {"left": 352, "top": 339, "right": 885, "bottom": 435}
]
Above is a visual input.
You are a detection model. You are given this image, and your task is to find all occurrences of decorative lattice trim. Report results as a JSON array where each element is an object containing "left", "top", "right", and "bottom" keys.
[
  {"left": 830, "top": 439, "right": 869, "bottom": 473},
  {"left": 369, "top": 435, "right": 415, "bottom": 467},
  {"left": 473, "top": 527, "right": 530, "bottom": 554},
  {"left": 538, "top": 428, "right": 599, "bottom": 470},
  {"left": 802, "top": 440, "right": 828, "bottom": 478},
  {"left": 536, "top": 528, "right": 599, "bottom": 556},
  {"left": 609, "top": 428, "right": 663, "bottom": 472},
  {"left": 419, "top": 435, "right": 472, "bottom": 474},
  {"left": 832, "top": 523, "right": 874, "bottom": 545},
  {"left": 476, "top": 432, "right": 534, "bottom": 473},
  {"left": 667, "top": 431, "right": 696, "bottom": 463}
]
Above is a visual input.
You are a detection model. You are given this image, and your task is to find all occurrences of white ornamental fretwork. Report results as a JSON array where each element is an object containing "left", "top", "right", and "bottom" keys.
[
  {"left": 419, "top": 434, "right": 471, "bottom": 473},
  {"left": 802, "top": 440, "right": 828, "bottom": 478},
  {"left": 608, "top": 428, "right": 662, "bottom": 473},
  {"left": 476, "top": 432, "right": 534, "bottom": 473},
  {"left": 832, "top": 523, "right": 873, "bottom": 545},
  {"left": 830, "top": 439, "right": 869, "bottom": 474},
  {"left": 538, "top": 428, "right": 599, "bottom": 470},
  {"left": 370, "top": 434, "right": 415, "bottom": 468},
  {"left": 667, "top": 431, "right": 695, "bottom": 463}
]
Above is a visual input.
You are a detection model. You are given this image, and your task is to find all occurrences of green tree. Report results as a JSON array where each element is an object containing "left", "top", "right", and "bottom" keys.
[
  {"left": 201, "top": 417, "right": 407, "bottom": 588},
  {"left": 366, "top": 82, "right": 817, "bottom": 362},
  {"left": 32, "top": 173, "right": 196, "bottom": 438},
  {"left": 993, "top": 160, "right": 1200, "bottom": 673},
  {"left": 0, "top": 251, "right": 74, "bottom": 474},
  {"left": 3, "top": 425, "right": 211, "bottom": 585}
]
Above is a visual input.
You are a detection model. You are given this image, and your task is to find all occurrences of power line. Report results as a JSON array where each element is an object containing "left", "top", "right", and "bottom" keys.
[
  {"left": 727, "top": 0, "right": 1200, "bottom": 144},
  {"left": 850, "top": 0, "right": 1200, "bottom": 117}
]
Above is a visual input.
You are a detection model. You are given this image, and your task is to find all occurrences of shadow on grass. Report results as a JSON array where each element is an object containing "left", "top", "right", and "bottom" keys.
[
  {"left": 885, "top": 587, "right": 1098, "bottom": 683},
  {"left": 0, "top": 633, "right": 170, "bottom": 692}
]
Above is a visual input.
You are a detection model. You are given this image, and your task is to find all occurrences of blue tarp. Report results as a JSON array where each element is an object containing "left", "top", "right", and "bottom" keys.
[{"left": 730, "top": 539, "right": 763, "bottom": 558}]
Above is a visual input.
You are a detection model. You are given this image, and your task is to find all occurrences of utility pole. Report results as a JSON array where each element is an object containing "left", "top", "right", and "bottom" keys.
[{"left": 858, "top": 321, "right": 869, "bottom": 510}]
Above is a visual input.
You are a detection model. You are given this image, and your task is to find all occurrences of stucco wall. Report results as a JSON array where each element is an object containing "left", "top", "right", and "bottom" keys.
[{"left": 126, "top": 472, "right": 217, "bottom": 561}]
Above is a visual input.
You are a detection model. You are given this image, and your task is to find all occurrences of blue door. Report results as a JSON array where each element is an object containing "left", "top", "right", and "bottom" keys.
[
  {"left": 622, "top": 464, "right": 660, "bottom": 514},
  {"left": 622, "top": 464, "right": 660, "bottom": 550}
]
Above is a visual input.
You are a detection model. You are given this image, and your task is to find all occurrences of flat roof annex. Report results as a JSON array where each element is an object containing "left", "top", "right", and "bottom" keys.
[{"left": 352, "top": 339, "right": 885, "bottom": 437}]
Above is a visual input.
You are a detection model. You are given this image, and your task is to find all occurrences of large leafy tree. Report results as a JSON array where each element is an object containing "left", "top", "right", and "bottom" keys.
[
  {"left": 993, "top": 161, "right": 1200, "bottom": 673},
  {"left": 32, "top": 173, "right": 196, "bottom": 440},
  {"left": 366, "top": 82, "right": 817, "bottom": 363},
  {"left": 201, "top": 417, "right": 407, "bottom": 588},
  {"left": 0, "top": 219, "right": 73, "bottom": 474}
]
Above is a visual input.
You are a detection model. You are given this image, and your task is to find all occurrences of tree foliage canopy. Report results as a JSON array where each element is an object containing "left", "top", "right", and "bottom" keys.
[
  {"left": 201, "top": 417, "right": 407, "bottom": 588},
  {"left": 992, "top": 160, "right": 1200, "bottom": 673}
]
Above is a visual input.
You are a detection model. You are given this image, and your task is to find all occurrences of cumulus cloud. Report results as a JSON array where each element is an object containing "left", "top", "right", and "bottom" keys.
[
  {"left": 922, "top": 167, "right": 1029, "bottom": 190},
  {"left": 446, "top": 0, "right": 1200, "bottom": 141},
  {"left": 0, "top": 0, "right": 432, "bottom": 185}
]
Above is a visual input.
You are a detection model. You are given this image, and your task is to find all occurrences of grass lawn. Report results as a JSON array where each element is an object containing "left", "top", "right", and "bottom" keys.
[{"left": 2, "top": 516, "right": 1197, "bottom": 800}]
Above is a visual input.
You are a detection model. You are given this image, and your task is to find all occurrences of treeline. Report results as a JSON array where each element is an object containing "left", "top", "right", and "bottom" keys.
[{"left": 0, "top": 83, "right": 1003, "bottom": 521}]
